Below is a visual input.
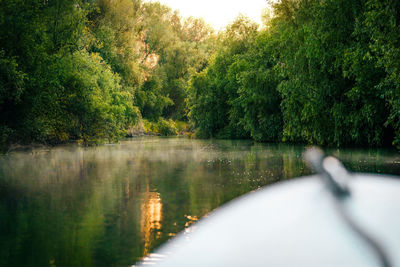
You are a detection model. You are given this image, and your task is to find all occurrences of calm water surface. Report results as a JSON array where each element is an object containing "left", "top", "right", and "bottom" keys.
[{"left": 1, "top": 137, "right": 400, "bottom": 266}]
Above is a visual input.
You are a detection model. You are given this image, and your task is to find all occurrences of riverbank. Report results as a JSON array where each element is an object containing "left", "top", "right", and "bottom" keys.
[
  {"left": 128, "top": 119, "right": 192, "bottom": 137},
  {"left": 1, "top": 119, "right": 193, "bottom": 153}
]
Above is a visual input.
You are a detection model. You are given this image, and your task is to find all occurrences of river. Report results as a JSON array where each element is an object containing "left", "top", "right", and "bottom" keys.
[{"left": 1, "top": 137, "right": 399, "bottom": 266}]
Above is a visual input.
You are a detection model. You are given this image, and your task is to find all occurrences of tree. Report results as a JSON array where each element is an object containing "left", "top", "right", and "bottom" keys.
[{"left": 188, "top": 16, "right": 258, "bottom": 139}]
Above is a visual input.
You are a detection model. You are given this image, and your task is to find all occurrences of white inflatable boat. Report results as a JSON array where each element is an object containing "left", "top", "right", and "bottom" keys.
[{"left": 136, "top": 148, "right": 400, "bottom": 267}]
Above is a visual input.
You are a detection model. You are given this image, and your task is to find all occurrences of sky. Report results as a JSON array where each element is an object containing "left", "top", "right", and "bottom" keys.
[{"left": 148, "top": 0, "right": 269, "bottom": 30}]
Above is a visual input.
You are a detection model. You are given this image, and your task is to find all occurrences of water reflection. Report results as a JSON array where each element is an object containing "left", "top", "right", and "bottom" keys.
[
  {"left": 141, "top": 191, "right": 163, "bottom": 255},
  {"left": 0, "top": 137, "right": 399, "bottom": 266}
]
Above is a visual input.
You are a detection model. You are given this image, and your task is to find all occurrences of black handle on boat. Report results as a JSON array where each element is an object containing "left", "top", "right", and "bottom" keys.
[
  {"left": 304, "top": 147, "right": 392, "bottom": 267},
  {"left": 304, "top": 147, "right": 350, "bottom": 197}
]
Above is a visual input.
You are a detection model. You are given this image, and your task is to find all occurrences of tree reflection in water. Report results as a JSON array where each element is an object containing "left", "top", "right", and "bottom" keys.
[{"left": 0, "top": 137, "right": 399, "bottom": 266}]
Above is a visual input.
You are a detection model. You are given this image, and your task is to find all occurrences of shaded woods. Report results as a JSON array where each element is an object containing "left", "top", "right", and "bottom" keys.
[
  {"left": 1, "top": 0, "right": 400, "bottom": 149},
  {"left": 188, "top": 0, "right": 400, "bottom": 148},
  {"left": 0, "top": 0, "right": 214, "bottom": 147}
]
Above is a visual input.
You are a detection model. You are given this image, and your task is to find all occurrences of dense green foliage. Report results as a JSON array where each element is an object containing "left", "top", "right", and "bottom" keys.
[
  {"left": 0, "top": 0, "right": 213, "bottom": 147},
  {"left": 188, "top": 17, "right": 282, "bottom": 141},
  {"left": 189, "top": 0, "right": 400, "bottom": 148},
  {"left": 273, "top": 0, "right": 390, "bottom": 146},
  {"left": 2, "top": 0, "right": 400, "bottom": 148}
]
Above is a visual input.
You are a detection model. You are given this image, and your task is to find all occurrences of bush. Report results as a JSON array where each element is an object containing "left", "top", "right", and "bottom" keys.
[{"left": 143, "top": 118, "right": 178, "bottom": 136}]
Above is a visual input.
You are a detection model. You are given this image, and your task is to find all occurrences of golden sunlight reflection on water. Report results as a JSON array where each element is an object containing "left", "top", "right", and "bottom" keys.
[{"left": 141, "top": 190, "right": 163, "bottom": 255}]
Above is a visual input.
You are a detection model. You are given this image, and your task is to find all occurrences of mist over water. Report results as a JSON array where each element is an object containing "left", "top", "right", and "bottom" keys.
[{"left": 0, "top": 137, "right": 399, "bottom": 266}]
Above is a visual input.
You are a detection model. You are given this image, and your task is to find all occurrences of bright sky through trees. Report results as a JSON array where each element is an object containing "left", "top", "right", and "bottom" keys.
[{"left": 148, "top": 0, "right": 269, "bottom": 30}]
